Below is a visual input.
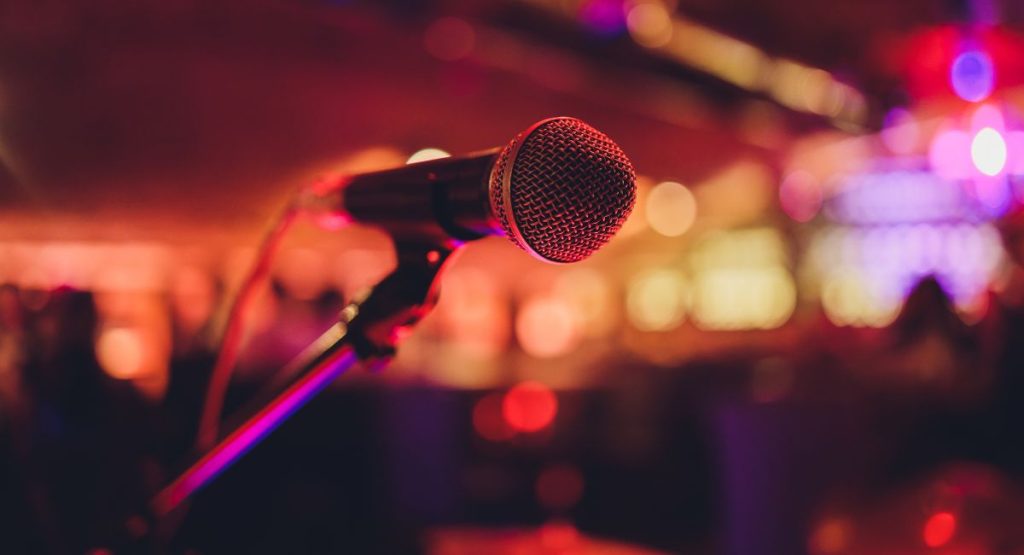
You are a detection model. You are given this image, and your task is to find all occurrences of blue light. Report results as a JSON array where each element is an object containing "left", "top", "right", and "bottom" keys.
[{"left": 951, "top": 50, "right": 995, "bottom": 102}]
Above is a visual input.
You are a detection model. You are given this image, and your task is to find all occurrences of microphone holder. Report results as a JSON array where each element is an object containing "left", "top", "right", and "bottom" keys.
[{"left": 146, "top": 240, "right": 455, "bottom": 536}]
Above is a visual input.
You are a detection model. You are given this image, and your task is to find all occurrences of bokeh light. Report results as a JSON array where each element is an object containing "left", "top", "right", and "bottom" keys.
[
  {"left": 880, "top": 108, "right": 920, "bottom": 154},
  {"left": 578, "top": 0, "right": 626, "bottom": 36},
  {"left": 626, "top": 269, "right": 688, "bottom": 331},
  {"left": 691, "top": 267, "right": 796, "bottom": 330},
  {"left": 407, "top": 148, "right": 450, "bottom": 164},
  {"left": 689, "top": 229, "right": 795, "bottom": 330},
  {"left": 515, "top": 295, "right": 582, "bottom": 358},
  {"left": 438, "top": 267, "right": 509, "bottom": 357},
  {"left": 96, "top": 326, "right": 146, "bottom": 380},
  {"left": 971, "top": 127, "right": 1007, "bottom": 176},
  {"left": 276, "top": 248, "right": 327, "bottom": 301},
  {"left": 929, "top": 129, "right": 972, "bottom": 180},
  {"left": 626, "top": 2, "right": 673, "bottom": 48},
  {"left": 922, "top": 511, "right": 956, "bottom": 548},
  {"left": 646, "top": 181, "right": 697, "bottom": 237},
  {"left": 821, "top": 273, "right": 900, "bottom": 327},
  {"left": 778, "top": 171, "right": 822, "bottom": 222},
  {"left": 503, "top": 381, "right": 558, "bottom": 433},
  {"left": 170, "top": 265, "right": 216, "bottom": 334},
  {"left": 554, "top": 268, "right": 616, "bottom": 338},
  {"left": 473, "top": 392, "right": 516, "bottom": 442},
  {"left": 808, "top": 517, "right": 851, "bottom": 555},
  {"left": 950, "top": 49, "right": 995, "bottom": 102}
]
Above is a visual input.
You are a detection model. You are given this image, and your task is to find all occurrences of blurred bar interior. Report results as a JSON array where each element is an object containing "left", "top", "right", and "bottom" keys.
[{"left": 3, "top": 0, "right": 1024, "bottom": 553}]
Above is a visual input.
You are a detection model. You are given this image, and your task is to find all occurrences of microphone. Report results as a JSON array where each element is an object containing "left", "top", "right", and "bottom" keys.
[{"left": 305, "top": 117, "right": 637, "bottom": 263}]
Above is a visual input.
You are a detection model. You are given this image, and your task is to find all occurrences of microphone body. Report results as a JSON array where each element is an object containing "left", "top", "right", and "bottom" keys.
[
  {"left": 307, "top": 117, "right": 637, "bottom": 264},
  {"left": 310, "top": 149, "right": 501, "bottom": 246}
]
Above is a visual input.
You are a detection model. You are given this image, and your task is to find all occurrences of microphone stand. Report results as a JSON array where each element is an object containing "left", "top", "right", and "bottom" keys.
[{"left": 140, "top": 240, "right": 455, "bottom": 547}]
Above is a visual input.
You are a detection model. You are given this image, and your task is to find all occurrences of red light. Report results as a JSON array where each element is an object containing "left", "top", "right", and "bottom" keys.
[
  {"left": 536, "top": 464, "right": 584, "bottom": 510},
  {"left": 472, "top": 392, "right": 515, "bottom": 442},
  {"left": 539, "top": 520, "right": 579, "bottom": 550},
  {"left": 923, "top": 511, "right": 956, "bottom": 548},
  {"left": 502, "top": 381, "right": 558, "bottom": 433}
]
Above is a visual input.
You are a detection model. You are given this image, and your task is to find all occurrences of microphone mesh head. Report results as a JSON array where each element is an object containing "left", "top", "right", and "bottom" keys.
[{"left": 489, "top": 117, "right": 637, "bottom": 263}]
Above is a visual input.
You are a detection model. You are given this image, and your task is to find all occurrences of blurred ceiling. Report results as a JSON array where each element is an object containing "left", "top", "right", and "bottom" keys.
[{"left": 0, "top": 0, "right": 1020, "bottom": 244}]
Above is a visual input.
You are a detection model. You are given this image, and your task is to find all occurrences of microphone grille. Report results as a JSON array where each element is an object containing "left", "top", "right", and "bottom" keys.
[{"left": 489, "top": 117, "right": 637, "bottom": 263}]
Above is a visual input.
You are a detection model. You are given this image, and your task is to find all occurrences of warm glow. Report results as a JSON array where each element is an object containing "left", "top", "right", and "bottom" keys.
[
  {"left": 97, "top": 326, "right": 146, "bottom": 379},
  {"left": 821, "top": 274, "right": 899, "bottom": 328},
  {"left": 971, "top": 127, "right": 1007, "bottom": 176},
  {"left": 626, "top": 270, "right": 688, "bottom": 331},
  {"left": 515, "top": 295, "right": 582, "bottom": 358},
  {"left": 407, "top": 148, "right": 451, "bottom": 164},
  {"left": 922, "top": 511, "right": 956, "bottom": 548},
  {"left": 626, "top": 3, "right": 672, "bottom": 48},
  {"left": 646, "top": 181, "right": 697, "bottom": 237},
  {"left": 170, "top": 266, "right": 215, "bottom": 332},
  {"left": 691, "top": 267, "right": 795, "bottom": 330},
  {"left": 554, "top": 268, "right": 616, "bottom": 338},
  {"left": 539, "top": 521, "right": 579, "bottom": 551},
  {"left": 503, "top": 381, "right": 558, "bottom": 433},
  {"left": 809, "top": 517, "right": 851, "bottom": 555},
  {"left": 687, "top": 228, "right": 795, "bottom": 330},
  {"left": 438, "top": 267, "right": 509, "bottom": 357},
  {"left": 277, "top": 248, "right": 327, "bottom": 301}
]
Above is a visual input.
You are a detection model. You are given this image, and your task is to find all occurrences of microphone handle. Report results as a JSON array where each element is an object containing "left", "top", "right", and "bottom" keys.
[{"left": 310, "top": 149, "right": 501, "bottom": 245}]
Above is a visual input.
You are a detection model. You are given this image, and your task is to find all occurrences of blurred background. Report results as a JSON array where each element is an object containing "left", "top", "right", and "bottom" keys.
[{"left": 3, "top": 0, "right": 1024, "bottom": 553}]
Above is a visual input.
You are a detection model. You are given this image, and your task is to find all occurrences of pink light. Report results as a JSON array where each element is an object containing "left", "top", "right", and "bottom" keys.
[
  {"left": 929, "top": 129, "right": 972, "bottom": 179},
  {"left": 970, "top": 104, "right": 1006, "bottom": 131},
  {"left": 880, "top": 108, "right": 920, "bottom": 154},
  {"left": 1008, "top": 131, "right": 1024, "bottom": 175},
  {"left": 779, "top": 171, "right": 822, "bottom": 222}
]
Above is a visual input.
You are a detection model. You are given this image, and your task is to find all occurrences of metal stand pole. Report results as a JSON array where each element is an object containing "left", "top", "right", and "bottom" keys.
[{"left": 147, "top": 241, "right": 455, "bottom": 524}]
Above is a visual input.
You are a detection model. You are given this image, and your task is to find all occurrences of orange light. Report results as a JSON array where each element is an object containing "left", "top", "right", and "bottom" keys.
[
  {"left": 809, "top": 517, "right": 851, "bottom": 554},
  {"left": 503, "top": 381, "right": 558, "bottom": 433},
  {"left": 515, "top": 295, "right": 581, "bottom": 358},
  {"left": 96, "top": 326, "right": 146, "bottom": 380},
  {"left": 922, "top": 511, "right": 956, "bottom": 548},
  {"left": 536, "top": 464, "right": 584, "bottom": 510},
  {"left": 472, "top": 392, "right": 515, "bottom": 442}
]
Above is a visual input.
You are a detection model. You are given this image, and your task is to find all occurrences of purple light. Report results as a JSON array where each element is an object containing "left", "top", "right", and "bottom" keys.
[
  {"left": 970, "top": 175, "right": 1013, "bottom": 217},
  {"left": 579, "top": 0, "right": 626, "bottom": 36},
  {"left": 951, "top": 50, "right": 995, "bottom": 103}
]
